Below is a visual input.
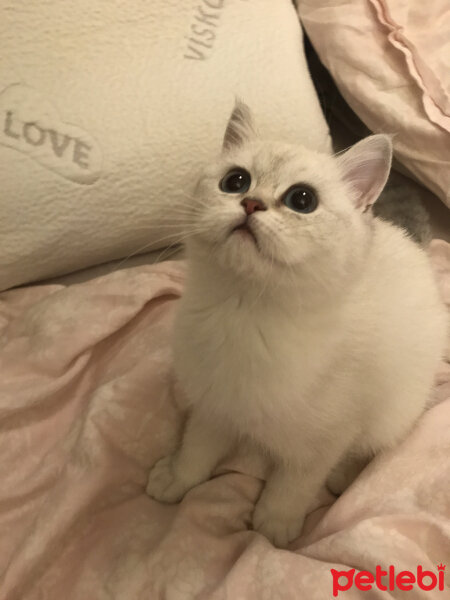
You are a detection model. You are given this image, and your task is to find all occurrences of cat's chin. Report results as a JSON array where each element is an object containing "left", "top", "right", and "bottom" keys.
[
  {"left": 219, "top": 232, "right": 280, "bottom": 279},
  {"left": 189, "top": 229, "right": 293, "bottom": 284},
  {"left": 229, "top": 226, "right": 260, "bottom": 253}
]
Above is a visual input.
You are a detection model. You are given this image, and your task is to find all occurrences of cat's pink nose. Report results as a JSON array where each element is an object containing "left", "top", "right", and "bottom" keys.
[{"left": 241, "top": 197, "right": 267, "bottom": 215}]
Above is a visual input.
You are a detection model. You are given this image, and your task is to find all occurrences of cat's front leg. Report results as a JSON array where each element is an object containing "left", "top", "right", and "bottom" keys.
[
  {"left": 252, "top": 463, "right": 310, "bottom": 548},
  {"left": 146, "top": 410, "right": 233, "bottom": 503},
  {"left": 253, "top": 441, "right": 348, "bottom": 548}
]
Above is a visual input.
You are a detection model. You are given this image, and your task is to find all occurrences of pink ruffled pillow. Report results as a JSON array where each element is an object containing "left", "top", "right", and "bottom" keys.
[{"left": 298, "top": 0, "right": 450, "bottom": 207}]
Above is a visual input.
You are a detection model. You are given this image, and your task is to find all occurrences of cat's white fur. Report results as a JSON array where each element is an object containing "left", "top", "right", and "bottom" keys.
[{"left": 146, "top": 103, "right": 447, "bottom": 547}]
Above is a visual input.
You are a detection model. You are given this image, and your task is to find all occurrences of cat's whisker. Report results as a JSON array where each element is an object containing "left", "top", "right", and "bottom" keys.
[
  {"left": 148, "top": 190, "right": 208, "bottom": 210},
  {"left": 151, "top": 243, "right": 183, "bottom": 265},
  {"left": 176, "top": 194, "right": 212, "bottom": 212},
  {"left": 151, "top": 228, "right": 205, "bottom": 263},
  {"left": 152, "top": 236, "right": 193, "bottom": 263},
  {"left": 107, "top": 217, "right": 199, "bottom": 235},
  {"left": 107, "top": 226, "right": 205, "bottom": 274}
]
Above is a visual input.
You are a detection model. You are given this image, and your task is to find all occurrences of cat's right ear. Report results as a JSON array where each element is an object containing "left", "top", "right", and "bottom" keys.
[
  {"left": 337, "top": 135, "right": 393, "bottom": 211},
  {"left": 222, "top": 100, "right": 255, "bottom": 152}
]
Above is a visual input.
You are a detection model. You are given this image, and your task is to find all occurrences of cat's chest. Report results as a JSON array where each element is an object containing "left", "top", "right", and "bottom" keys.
[{"left": 174, "top": 302, "right": 331, "bottom": 414}]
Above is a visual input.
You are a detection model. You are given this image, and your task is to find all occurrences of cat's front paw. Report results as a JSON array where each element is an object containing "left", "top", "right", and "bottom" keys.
[
  {"left": 252, "top": 502, "right": 305, "bottom": 548},
  {"left": 146, "top": 455, "right": 191, "bottom": 504}
]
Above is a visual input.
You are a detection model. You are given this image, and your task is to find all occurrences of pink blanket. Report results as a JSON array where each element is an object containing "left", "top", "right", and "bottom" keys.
[{"left": 1, "top": 244, "right": 449, "bottom": 599}]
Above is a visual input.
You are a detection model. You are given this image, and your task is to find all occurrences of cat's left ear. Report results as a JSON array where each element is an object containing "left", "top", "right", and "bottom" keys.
[
  {"left": 337, "top": 135, "right": 393, "bottom": 211},
  {"left": 222, "top": 99, "right": 255, "bottom": 152}
]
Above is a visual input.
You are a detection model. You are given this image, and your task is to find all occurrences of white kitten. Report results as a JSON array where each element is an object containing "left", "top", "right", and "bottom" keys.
[{"left": 146, "top": 102, "right": 447, "bottom": 548}]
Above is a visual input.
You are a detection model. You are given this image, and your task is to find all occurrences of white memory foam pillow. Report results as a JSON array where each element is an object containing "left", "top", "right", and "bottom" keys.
[{"left": 0, "top": 0, "right": 330, "bottom": 291}]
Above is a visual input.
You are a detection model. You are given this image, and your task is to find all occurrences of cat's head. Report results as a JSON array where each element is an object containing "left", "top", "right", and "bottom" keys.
[{"left": 187, "top": 101, "right": 392, "bottom": 292}]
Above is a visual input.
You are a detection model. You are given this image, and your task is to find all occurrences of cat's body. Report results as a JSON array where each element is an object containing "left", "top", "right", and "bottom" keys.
[
  {"left": 147, "top": 103, "right": 447, "bottom": 547},
  {"left": 176, "top": 219, "right": 441, "bottom": 459}
]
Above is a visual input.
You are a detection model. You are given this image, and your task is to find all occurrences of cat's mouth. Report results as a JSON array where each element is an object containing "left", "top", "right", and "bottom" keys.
[{"left": 231, "top": 220, "right": 258, "bottom": 245}]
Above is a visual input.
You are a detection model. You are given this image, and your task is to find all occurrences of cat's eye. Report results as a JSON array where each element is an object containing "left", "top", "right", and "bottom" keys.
[
  {"left": 220, "top": 168, "right": 251, "bottom": 194},
  {"left": 282, "top": 185, "right": 318, "bottom": 214}
]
